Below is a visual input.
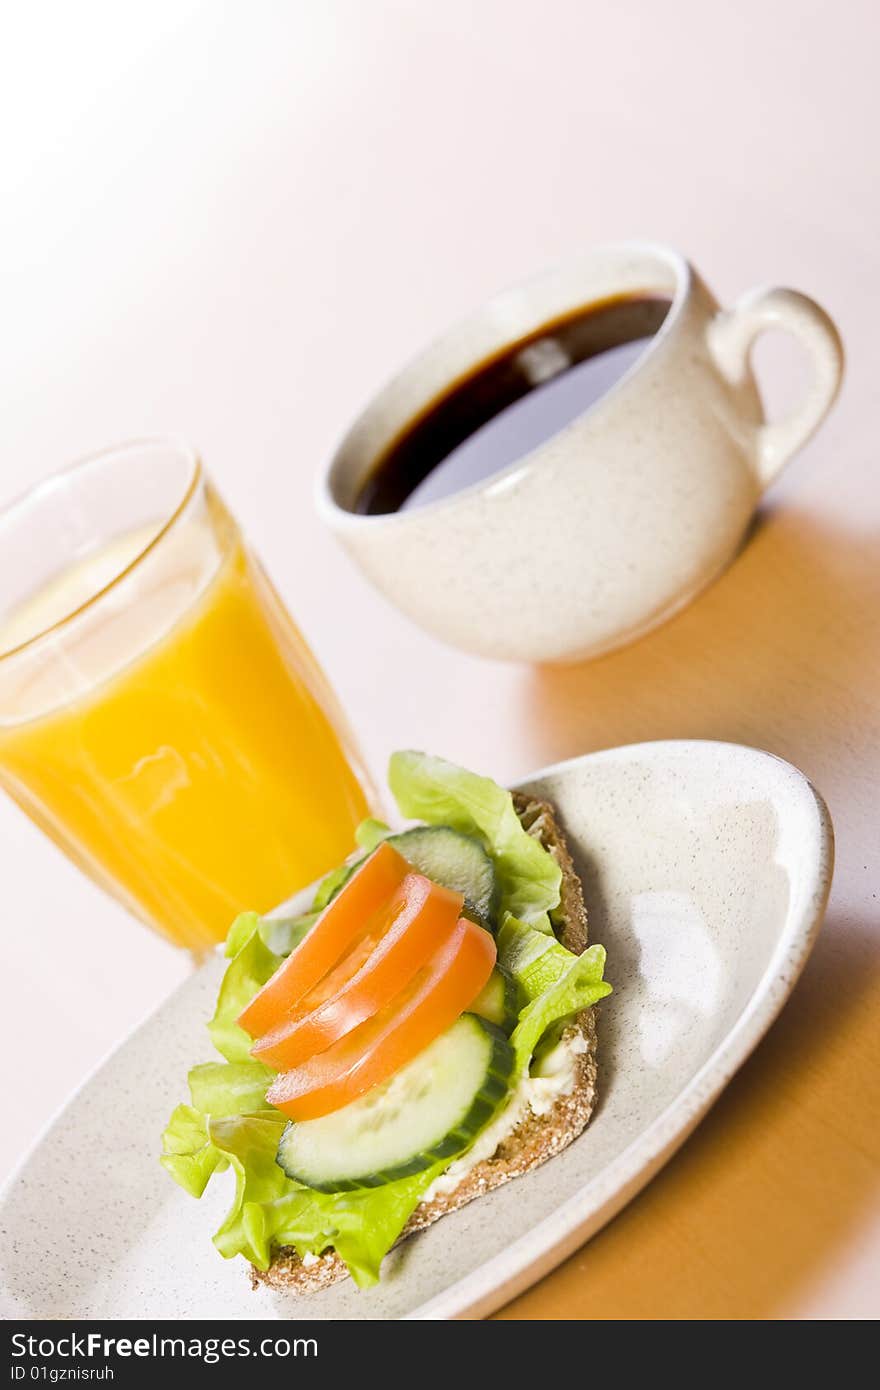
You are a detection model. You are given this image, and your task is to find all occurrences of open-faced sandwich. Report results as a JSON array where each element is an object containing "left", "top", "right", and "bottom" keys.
[{"left": 161, "top": 752, "right": 611, "bottom": 1291}]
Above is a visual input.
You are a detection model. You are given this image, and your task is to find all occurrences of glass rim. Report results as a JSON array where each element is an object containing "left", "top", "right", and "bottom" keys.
[{"left": 0, "top": 435, "right": 202, "bottom": 663}]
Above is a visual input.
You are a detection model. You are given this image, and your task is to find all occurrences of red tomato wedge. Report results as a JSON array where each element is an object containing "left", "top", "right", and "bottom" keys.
[
  {"left": 265, "top": 917, "right": 497, "bottom": 1120},
  {"left": 251, "top": 873, "right": 463, "bottom": 1069},
  {"left": 237, "top": 841, "right": 409, "bottom": 1040}
]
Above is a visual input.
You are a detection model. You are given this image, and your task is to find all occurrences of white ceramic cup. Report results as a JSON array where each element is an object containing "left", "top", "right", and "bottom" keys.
[{"left": 318, "top": 242, "right": 844, "bottom": 663}]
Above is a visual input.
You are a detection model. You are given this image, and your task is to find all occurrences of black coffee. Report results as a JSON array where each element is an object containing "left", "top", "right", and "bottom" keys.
[{"left": 355, "top": 293, "right": 671, "bottom": 515}]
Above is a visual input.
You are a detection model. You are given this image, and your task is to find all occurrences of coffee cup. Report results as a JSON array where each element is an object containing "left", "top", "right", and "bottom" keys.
[{"left": 317, "top": 241, "right": 843, "bottom": 663}]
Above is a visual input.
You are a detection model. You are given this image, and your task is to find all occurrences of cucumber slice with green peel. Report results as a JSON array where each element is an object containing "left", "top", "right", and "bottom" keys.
[
  {"left": 275, "top": 1014, "right": 513, "bottom": 1192},
  {"left": 471, "top": 966, "right": 518, "bottom": 1032},
  {"left": 387, "top": 826, "right": 497, "bottom": 925}
]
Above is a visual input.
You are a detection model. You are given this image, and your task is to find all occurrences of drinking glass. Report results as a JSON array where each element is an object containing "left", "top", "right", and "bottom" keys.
[{"left": 0, "top": 438, "right": 375, "bottom": 952}]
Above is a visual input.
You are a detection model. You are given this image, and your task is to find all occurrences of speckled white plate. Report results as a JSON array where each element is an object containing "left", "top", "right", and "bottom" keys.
[{"left": 0, "top": 740, "right": 832, "bottom": 1320}]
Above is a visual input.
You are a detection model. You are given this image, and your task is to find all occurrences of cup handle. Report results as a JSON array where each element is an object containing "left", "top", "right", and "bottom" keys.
[{"left": 707, "top": 286, "right": 844, "bottom": 490}]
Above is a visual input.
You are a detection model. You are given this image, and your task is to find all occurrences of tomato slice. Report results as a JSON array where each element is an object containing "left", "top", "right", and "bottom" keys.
[
  {"left": 251, "top": 873, "right": 463, "bottom": 1070},
  {"left": 265, "top": 917, "right": 497, "bottom": 1120},
  {"left": 237, "top": 841, "right": 409, "bottom": 1040}
]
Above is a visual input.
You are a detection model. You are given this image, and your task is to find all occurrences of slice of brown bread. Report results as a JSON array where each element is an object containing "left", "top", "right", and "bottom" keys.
[{"left": 251, "top": 792, "right": 599, "bottom": 1295}]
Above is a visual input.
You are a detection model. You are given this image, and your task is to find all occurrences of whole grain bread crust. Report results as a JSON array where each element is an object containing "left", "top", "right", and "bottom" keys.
[{"left": 251, "top": 792, "right": 599, "bottom": 1295}]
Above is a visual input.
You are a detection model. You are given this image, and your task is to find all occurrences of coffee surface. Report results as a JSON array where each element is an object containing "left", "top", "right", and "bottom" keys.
[{"left": 356, "top": 294, "right": 671, "bottom": 514}]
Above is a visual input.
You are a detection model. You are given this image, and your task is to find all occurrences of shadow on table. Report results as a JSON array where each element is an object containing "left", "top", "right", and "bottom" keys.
[
  {"left": 516, "top": 504, "right": 880, "bottom": 771},
  {"left": 497, "top": 905, "right": 880, "bottom": 1319},
  {"left": 499, "top": 503, "right": 880, "bottom": 1319}
]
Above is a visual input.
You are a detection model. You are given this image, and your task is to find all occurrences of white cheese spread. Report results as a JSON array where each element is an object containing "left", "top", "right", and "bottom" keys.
[{"left": 420, "top": 1030, "right": 586, "bottom": 1203}]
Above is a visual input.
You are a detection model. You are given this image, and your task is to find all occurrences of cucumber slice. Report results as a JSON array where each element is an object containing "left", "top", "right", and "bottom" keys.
[
  {"left": 387, "top": 826, "right": 497, "bottom": 924},
  {"left": 275, "top": 1014, "right": 513, "bottom": 1192},
  {"left": 471, "top": 967, "right": 518, "bottom": 1032}
]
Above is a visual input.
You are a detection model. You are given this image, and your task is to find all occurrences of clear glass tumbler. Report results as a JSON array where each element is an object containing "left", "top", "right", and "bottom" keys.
[{"left": 0, "top": 438, "right": 374, "bottom": 952}]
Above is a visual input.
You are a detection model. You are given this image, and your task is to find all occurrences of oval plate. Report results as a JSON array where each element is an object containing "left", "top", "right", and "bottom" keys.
[{"left": 0, "top": 740, "right": 832, "bottom": 1319}]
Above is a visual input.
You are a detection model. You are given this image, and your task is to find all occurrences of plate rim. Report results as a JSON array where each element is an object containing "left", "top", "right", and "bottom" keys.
[{"left": 0, "top": 739, "right": 834, "bottom": 1320}]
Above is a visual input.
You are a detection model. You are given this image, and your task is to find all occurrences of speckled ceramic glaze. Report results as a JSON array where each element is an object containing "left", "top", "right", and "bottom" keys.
[
  {"left": 318, "top": 244, "right": 843, "bottom": 663},
  {"left": 0, "top": 741, "right": 832, "bottom": 1320}
]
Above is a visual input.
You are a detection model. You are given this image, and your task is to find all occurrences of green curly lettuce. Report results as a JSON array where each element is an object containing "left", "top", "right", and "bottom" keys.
[{"left": 497, "top": 916, "right": 611, "bottom": 1071}]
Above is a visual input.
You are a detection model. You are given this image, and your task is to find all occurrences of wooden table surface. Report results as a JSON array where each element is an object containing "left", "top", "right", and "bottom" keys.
[{"left": 1, "top": 1, "right": 877, "bottom": 1320}]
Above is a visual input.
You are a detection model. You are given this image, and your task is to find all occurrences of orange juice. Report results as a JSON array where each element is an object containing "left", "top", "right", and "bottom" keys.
[{"left": 0, "top": 526, "right": 371, "bottom": 951}]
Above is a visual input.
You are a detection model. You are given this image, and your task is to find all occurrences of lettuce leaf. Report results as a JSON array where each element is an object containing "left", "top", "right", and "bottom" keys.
[
  {"left": 161, "top": 1103, "right": 438, "bottom": 1285},
  {"left": 257, "top": 913, "right": 316, "bottom": 958},
  {"left": 389, "top": 750, "right": 561, "bottom": 931},
  {"left": 223, "top": 907, "right": 313, "bottom": 963},
  {"left": 188, "top": 1061, "right": 275, "bottom": 1117},
  {"left": 207, "top": 1114, "right": 290, "bottom": 1268},
  {"left": 498, "top": 915, "right": 612, "bottom": 1073},
  {"left": 263, "top": 1164, "right": 440, "bottom": 1287},
  {"left": 355, "top": 817, "right": 392, "bottom": 851},
  {"left": 312, "top": 858, "right": 360, "bottom": 911},
  {"left": 224, "top": 910, "right": 262, "bottom": 959},
  {"left": 208, "top": 917, "right": 284, "bottom": 1062},
  {"left": 160, "top": 1104, "right": 228, "bottom": 1198}
]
